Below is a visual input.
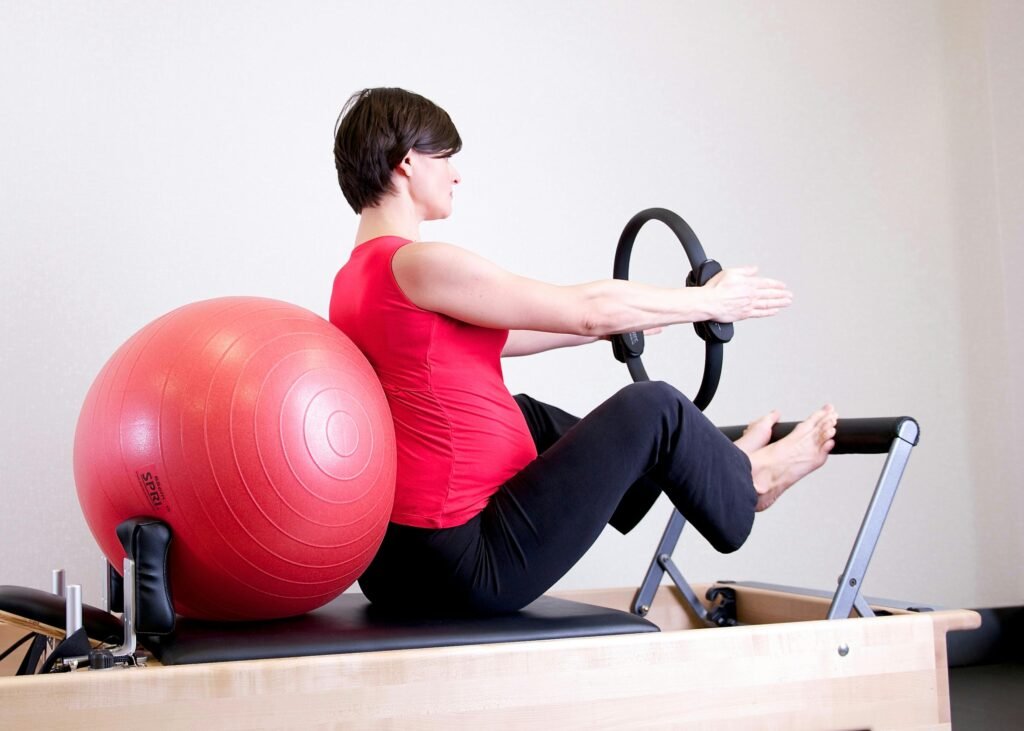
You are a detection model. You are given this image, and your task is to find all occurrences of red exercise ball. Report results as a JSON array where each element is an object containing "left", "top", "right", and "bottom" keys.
[{"left": 73, "top": 297, "right": 396, "bottom": 620}]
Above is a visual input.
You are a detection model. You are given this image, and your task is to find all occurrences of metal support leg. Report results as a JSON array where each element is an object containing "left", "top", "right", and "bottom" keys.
[
  {"left": 632, "top": 510, "right": 721, "bottom": 625},
  {"left": 852, "top": 593, "right": 875, "bottom": 619},
  {"left": 632, "top": 510, "right": 686, "bottom": 616},
  {"left": 827, "top": 420, "right": 918, "bottom": 620},
  {"left": 661, "top": 555, "right": 713, "bottom": 625}
]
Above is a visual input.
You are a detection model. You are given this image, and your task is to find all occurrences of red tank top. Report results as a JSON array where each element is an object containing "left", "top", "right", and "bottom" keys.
[{"left": 328, "top": 236, "right": 538, "bottom": 528}]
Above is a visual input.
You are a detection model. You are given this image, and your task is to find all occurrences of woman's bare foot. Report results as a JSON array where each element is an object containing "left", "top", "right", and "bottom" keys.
[
  {"left": 748, "top": 405, "right": 838, "bottom": 511},
  {"left": 733, "top": 410, "right": 781, "bottom": 455}
]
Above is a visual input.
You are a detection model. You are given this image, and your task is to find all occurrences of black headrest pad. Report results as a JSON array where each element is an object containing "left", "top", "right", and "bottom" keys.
[
  {"left": 116, "top": 517, "right": 175, "bottom": 636},
  {"left": 141, "top": 594, "right": 657, "bottom": 665}
]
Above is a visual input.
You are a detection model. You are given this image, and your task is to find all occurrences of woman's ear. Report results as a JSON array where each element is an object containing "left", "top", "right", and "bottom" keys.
[{"left": 395, "top": 149, "right": 415, "bottom": 178}]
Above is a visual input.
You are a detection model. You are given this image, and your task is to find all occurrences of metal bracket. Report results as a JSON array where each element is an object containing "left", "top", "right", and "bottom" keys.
[{"left": 50, "top": 558, "right": 140, "bottom": 672}]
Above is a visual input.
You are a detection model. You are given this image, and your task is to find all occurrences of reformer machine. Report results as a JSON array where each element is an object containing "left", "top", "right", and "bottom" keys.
[{"left": 0, "top": 209, "right": 980, "bottom": 729}]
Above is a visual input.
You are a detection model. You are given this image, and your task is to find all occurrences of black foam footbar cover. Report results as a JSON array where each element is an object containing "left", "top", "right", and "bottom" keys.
[
  {"left": 142, "top": 594, "right": 658, "bottom": 666},
  {"left": 719, "top": 416, "right": 918, "bottom": 454}
]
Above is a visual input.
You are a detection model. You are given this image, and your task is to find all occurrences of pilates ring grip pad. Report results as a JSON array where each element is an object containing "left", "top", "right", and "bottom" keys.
[
  {"left": 611, "top": 208, "right": 922, "bottom": 627},
  {"left": 610, "top": 207, "right": 732, "bottom": 411}
]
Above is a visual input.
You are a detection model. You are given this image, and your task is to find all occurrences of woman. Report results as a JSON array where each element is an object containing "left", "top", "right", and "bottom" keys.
[{"left": 329, "top": 88, "right": 837, "bottom": 615}]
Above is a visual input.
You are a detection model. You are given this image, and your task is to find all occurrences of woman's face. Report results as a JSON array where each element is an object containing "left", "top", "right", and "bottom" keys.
[{"left": 408, "top": 150, "right": 461, "bottom": 221}]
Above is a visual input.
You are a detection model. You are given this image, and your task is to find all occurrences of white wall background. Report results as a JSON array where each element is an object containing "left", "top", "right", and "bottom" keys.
[{"left": 1, "top": 0, "right": 1020, "bottom": 611}]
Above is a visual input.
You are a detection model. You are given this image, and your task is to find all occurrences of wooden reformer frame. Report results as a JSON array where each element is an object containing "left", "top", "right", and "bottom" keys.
[{"left": 0, "top": 582, "right": 979, "bottom": 729}]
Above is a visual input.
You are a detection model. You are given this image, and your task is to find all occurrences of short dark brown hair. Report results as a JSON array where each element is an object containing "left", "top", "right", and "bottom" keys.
[{"left": 333, "top": 88, "right": 462, "bottom": 213}]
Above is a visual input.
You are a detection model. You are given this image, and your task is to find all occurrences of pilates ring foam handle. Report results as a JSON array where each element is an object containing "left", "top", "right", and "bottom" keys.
[
  {"left": 611, "top": 208, "right": 732, "bottom": 411},
  {"left": 718, "top": 416, "right": 921, "bottom": 455}
]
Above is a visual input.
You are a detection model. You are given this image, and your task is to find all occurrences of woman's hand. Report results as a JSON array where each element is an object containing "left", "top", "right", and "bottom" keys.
[{"left": 703, "top": 267, "right": 793, "bottom": 323}]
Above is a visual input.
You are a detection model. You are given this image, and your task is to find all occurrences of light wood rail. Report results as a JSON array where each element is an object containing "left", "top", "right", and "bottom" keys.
[{"left": 0, "top": 584, "right": 980, "bottom": 730}]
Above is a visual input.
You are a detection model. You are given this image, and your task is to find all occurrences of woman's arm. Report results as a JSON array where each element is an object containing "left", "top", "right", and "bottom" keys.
[
  {"left": 501, "top": 331, "right": 599, "bottom": 357},
  {"left": 391, "top": 242, "right": 791, "bottom": 336}
]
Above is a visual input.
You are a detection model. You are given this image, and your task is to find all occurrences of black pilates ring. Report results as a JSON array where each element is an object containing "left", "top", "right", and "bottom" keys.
[{"left": 610, "top": 208, "right": 732, "bottom": 412}]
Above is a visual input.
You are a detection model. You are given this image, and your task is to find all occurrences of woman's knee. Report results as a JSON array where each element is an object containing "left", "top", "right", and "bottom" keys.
[
  {"left": 707, "top": 505, "right": 755, "bottom": 554},
  {"left": 615, "top": 380, "right": 691, "bottom": 414},
  {"left": 701, "top": 454, "right": 758, "bottom": 554},
  {"left": 609, "top": 381, "right": 701, "bottom": 437}
]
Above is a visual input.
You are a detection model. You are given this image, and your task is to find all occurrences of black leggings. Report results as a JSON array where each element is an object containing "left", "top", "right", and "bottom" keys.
[{"left": 358, "top": 381, "right": 757, "bottom": 615}]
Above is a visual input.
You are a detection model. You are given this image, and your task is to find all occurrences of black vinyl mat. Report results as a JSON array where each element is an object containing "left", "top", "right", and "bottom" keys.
[{"left": 142, "top": 594, "right": 658, "bottom": 666}]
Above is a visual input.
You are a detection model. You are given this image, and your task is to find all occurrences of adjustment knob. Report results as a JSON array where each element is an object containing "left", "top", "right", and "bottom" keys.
[{"left": 89, "top": 649, "right": 115, "bottom": 670}]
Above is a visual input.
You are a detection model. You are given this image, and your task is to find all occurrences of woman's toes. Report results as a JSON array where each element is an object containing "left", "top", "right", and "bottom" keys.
[
  {"left": 748, "top": 410, "right": 780, "bottom": 433},
  {"left": 735, "top": 410, "right": 781, "bottom": 454}
]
